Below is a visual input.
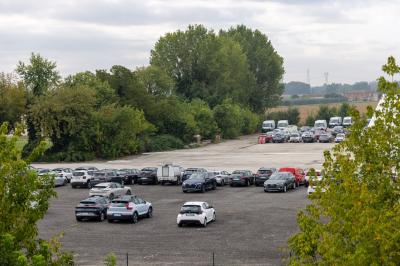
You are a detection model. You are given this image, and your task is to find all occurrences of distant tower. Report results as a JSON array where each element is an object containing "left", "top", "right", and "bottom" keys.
[{"left": 324, "top": 72, "right": 329, "bottom": 85}]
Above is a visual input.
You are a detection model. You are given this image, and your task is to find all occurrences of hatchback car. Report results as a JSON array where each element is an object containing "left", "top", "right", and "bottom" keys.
[
  {"left": 75, "top": 196, "right": 109, "bottom": 221},
  {"left": 177, "top": 201, "right": 216, "bottom": 227},
  {"left": 264, "top": 172, "right": 296, "bottom": 192},
  {"left": 107, "top": 195, "right": 152, "bottom": 223}
]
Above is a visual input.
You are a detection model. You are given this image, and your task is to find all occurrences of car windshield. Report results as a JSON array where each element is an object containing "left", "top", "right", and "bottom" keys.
[
  {"left": 188, "top": 173, "right": 206, "bottom": 180},
  {"left": 181, "top": 205, "right": 201, "bottom": 214},
  {"left": 73, "top": 171, "right": 85, "bottom": 176},
  {"left": 269, "top": 173, "right": 286, "bottom": 180}
]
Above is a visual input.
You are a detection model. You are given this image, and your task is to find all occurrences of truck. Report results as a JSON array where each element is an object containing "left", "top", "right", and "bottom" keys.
[
  {"left": 329, "top": 116, "right": 342, "bottom": 127},
  {"left": 261, "top": 120, "right": 275, "bottom": 133},
  {"left": 157, "top": 164, "right": 185, "bottom": 185},
  {"left": 342, "top": 116, "right": 353, "bottom": 127},
  {"left": 277, "top": 120, "right": 289, "bottom": 130},
  {"left": 314, "top": 120, "right": 327, "bottom": 130}
]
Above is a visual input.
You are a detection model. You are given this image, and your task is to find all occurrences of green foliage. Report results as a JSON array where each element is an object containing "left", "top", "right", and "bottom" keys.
[
  {"left": 146, "top": 134, "right": 185, "bottom": 152},
  {"left": 287, "top": 57, "right": 400, "bottom": 265},
  {"left": 104, "top": 252, "right": 117, "bottom": 266},
  {"left": 0, "top": 123, "right": 73, "bottom": 265}
]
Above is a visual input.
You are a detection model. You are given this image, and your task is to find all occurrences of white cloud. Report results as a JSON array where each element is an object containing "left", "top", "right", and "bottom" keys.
[{"left": 0, "top": 0, "right": 399, "bottom": 85}]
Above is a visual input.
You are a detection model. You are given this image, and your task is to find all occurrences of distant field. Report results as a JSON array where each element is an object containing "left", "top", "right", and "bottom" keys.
[{"left": 268, "top": 101, "right": 378, "bottom": 124}]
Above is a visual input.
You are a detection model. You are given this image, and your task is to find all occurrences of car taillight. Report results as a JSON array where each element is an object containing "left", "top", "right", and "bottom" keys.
[{"left": 125, "top": 203, "right": 133, "bottom": 210}]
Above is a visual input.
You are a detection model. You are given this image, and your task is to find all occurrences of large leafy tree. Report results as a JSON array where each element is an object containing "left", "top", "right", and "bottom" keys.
[
  {"left": 0, "top": 123, "right": 73, "bottom": 265},
  {"left": 287, "top": 57, "right": 400, "bottom": 265}
]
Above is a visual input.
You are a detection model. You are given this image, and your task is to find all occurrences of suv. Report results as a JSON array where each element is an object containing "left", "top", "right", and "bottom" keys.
[
  {"left": 279, "top": 167, "right": 305, "bottom": 187},
  {"left": 137, "top": 167, "right": 158, "bottom": 185},
  {"left": 75, "top": 196, "right": 109, "bottom": 222},
  {"left": 107, "top": 195, "right": 153, "bottom": 223},
  {"left": 181, "top": 168, "right": 207, "bottom": 182},
  {"left": 91, "top": 170, "right": 118, "bottom": 185},
  {"left": 71, "top": 170, "right": 95, "bottom": 188},
  {"left": 230, "top": 170, "right": 254, "bottom": 186},
  {"left": 182, "top": 172, "right": 217, "bottom": 193},
  {"left": 254, "top": 167, "right": 277, "bottom": 186}
]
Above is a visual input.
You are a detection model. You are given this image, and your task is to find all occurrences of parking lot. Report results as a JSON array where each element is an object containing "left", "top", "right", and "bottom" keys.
[{"left": 36, "top": 137, "right": 333, "bottom": 265}]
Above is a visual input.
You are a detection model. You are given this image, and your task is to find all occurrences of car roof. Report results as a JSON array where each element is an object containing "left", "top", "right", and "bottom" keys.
[{"left": 183, "top": 201, "right": 206, "bottom": 206}]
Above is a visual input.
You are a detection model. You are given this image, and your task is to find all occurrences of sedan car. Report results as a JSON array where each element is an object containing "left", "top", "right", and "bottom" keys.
[
  {"left": 75, "top": 196, "right": 109, "bottom": 221},
  {"left": 264, "top": 172, "right": 296, "bottom": 192},
  {"left": 182, "top": 172, "right": 216, "bottom": 193},
  {"left": 107, "top": 195, "right": 152, "bottom": 223},
  {"left": 213, "top": 170, "right": 230, "bottom": 186},
  {"left": 254, "top": 167, "right": 277, "bottom": 186},
  {"left": 89, "top": 182, "right": 131, "bottom": 199},
  {"left": 177, "top": 201, "right": 216, "bottom": 227}
]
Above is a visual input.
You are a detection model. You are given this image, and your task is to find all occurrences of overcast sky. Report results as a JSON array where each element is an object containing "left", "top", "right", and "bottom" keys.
[{"left": 0, "top": 0, "right": 399, "bottom": 85}]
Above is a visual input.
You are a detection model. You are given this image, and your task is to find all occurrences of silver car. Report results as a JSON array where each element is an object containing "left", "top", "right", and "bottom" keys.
[{"left": 107, "top": 195, "right": 152, "bottom": 223}]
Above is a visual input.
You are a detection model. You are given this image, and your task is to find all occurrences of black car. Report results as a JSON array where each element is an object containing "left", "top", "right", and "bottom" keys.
[
  {"left": 182, "top": 172, "right": 216, "bottom": 193},
  {"left": 91, "top": 170, "right": 118, "bottom": 185},
  {"left": 254, "top": 167, "right": 277, "bottom": 186},
  {"left": 181, "top": 168, "right": 207, "bottom": 182},
  {"left": 264, "top": 172, "right": 296, "bottom": 193},
  {"left": 75, "top": 196, "right": 109, "bottom": 221},
  {"left": 117, "top": 169, "right": 140, "bottom": 185},
  {"left": 138, "top": 167, "right": 158, "bottom": 185},
  {"left": 230, "top": 170, "right": 254, "bottom": 186}
]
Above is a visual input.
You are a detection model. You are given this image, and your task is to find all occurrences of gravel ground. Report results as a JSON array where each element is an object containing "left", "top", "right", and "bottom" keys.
[{"left": 36, "top": 136, "right": 333, "bottom": 265}]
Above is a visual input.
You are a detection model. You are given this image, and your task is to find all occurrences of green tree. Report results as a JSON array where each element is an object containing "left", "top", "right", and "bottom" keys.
[
  {"left": 287, "top": 57, "right": 400, "bottom": 265},
  {"left": 0, "top": 123, "right": 73, "bottom": 265}
]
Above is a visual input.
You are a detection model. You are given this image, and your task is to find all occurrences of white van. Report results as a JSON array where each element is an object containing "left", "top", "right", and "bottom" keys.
[
  {"left": 277, "top": 120, "right": 289, "bottom": 130},
  {"left": 261, "top": 120, "right": 275, "bottom": 133},
  {"left": 342, "top": 116, "right": 353, "bottom": 127},
  {"left": 157, "top": 164, "right": 184, "bottom": 185},
  {"left": 314, "top": 120, "right": 327, "bottom": 130},
  {"left": 329, "top": 116, "right": 342, "bottom": 127}
]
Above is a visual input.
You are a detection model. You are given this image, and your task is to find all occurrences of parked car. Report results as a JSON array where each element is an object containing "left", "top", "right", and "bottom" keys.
[
  {"left": 52, "top": 168, "right": 73, "bottom": 182},
  {"left": 89, "top": 182, "right": 131, "bottom": 199},
  {"left": 177, "top": 201, "right": 216, "bottom": 227},
  {"left": 264, "top": 172, "right": 296, "bottom": 192},
  {"left": 182, "top": 172, "right": 216, "bottom": 193},
  {"left": 75, "top": 166, "right": 98, "bottom": 171},
  {"left": 273, "top": 132, "right": 286, "bottom": 143},
  {"left": 181, "top": 168, "right": 207, "bottom": 182},
  {"left": 117, "top": 169, "right": 140, "bottom": 185},
  {"left": 230, "top": 170, "right": 254, "bottom": 186},
  {"left": 305, "top": 168, "right": 322, "bottom": 187},
  {"left": 71, "top": 170, "right": 95, "bottom": 188},
  {"left": 137, "top": 167, "right": 158, "bottom": 185},
  {"left": 319, "top": 133, "right": 333, "bottom": 143},
  {"left": 335, "top": 133, "right": 345, "bottom": 143},
  {"left": 91, "top": 170, "right": 118, "bottom": 185},
  {"left": 107, "top": 195, "right": 152, "bottom": 223},
  {"left": 289, "top": 132, "right": 301, "bottom": 143},
  {"left": 213, "top": 170, "right": 230, "bottom": 186},
  {"left": 75, "top": 196, "right": 109, "bottom": 221},
  {"left": 254, "top": 167, "right": 277, "bottom": 186},
  {"left": 301, "top": 131, "right": 315, "bottom": 143},
  {"left": 279, "top": 167, "right": 305, "bottom": 186},
  {"left": 158, "top": 164, "right": 184, "bottom": 185},
  {"left": 307, "top": 176, "right": 325, "bottom": 195}
]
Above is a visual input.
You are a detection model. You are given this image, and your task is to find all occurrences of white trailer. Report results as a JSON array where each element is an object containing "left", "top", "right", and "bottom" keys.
[{"left": 157, "top": 164, "right": 184, "bottom": 185}]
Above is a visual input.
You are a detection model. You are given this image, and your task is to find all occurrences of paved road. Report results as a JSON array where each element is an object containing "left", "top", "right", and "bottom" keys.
[{"left": 33, "top": 135, "right": 333, "bottom": 171}]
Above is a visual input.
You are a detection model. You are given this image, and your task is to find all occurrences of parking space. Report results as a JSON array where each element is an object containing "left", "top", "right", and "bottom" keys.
[{"left": 36, "top": 138, "right": 332, "bottom": 265}]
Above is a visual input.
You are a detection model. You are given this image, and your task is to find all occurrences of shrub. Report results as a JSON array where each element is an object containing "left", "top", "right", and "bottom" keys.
[{"left": 146, "top": 134, "right": 184, "bottom": 152}]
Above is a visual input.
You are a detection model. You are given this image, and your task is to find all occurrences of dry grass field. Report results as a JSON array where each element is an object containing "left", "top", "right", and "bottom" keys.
[{"left": 268, "top": 101, "right": 378, "bottom": 124}]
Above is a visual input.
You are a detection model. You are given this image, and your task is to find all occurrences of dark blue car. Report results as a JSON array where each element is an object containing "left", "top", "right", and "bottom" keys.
[{"left": 182, "top": 172, "right": 217, "bottom": 193}]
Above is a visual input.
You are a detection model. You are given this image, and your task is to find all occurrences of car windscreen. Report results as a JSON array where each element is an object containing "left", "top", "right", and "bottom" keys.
[
  {"left": 269, "top": 173, "right": 286, "bottom": 180},
  {"left": 188, "top": 173, "right": 206, "bottom": 180},
  {"left": 180, "top": 205, "right": 201, "bottom": 214},
  {"left": 73, "top": 171, "right": 85, "bottom": 176}
]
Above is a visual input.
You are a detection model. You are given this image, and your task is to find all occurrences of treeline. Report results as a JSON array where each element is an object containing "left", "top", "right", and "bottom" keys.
[{"left": 0, "top": 25, "right": 284, "bottom": 161}]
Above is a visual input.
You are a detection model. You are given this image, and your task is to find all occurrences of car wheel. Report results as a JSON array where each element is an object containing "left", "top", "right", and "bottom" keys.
[
  {"left": 146, "top": 207, "right": 153, "bottom": 218},
  {"left": 203, "top": 218, "right": 207, "bottom": 227},
  {"left": 126, "top": 190, "right": 131, "bottom": 195},
  {"left": 109, "top": 193, "right": 114, "bottom": 200},
  {"left": 283, "top": 185, "right": 287, "bottom": 193},
  {"left": 98, "top": 212, "right": 105, "bottom": 222},
  {"left": 201, "top": 185, "right": 206, "bottom": 193},
  {"left": 132, "top": 212, "right": 138, "bottom": 224}
]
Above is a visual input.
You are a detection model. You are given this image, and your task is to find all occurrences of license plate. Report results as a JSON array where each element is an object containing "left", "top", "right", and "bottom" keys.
[{"left": 114, "top": 213, "right": 121, "bottom": 217}]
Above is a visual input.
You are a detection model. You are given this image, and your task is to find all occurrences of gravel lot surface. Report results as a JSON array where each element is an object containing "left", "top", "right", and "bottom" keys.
[{"left": 37, "top": 136, "right": 334, "bottom": 265}]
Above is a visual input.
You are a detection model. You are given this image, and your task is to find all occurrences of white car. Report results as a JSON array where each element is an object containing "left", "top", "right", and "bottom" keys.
[
  {"left": 335, "top": 133, "right": 345, "bottom": 143},
  {"left": 177, "top": 201, "right": 216, "bottom": 227},
  {"left": 52, "top": 168, "right": 73, "bottom": 182},
  {"left": 213, "top": 171, "right": 230, "bottom": 186},
  {"left": 89, "top": 182, "right": 131, "bottom": 199},
  {"left": 307, "top": 176, "right": 325, "bottom": 195}
]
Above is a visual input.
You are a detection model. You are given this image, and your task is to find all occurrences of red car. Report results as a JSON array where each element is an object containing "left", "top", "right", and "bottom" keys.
[{"left": 279, "top": 167, "right": 306, "bottom": 186}]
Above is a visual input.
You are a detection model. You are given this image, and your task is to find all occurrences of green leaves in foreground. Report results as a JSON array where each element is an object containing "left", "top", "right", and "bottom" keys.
[{"left": 287, "top": 56, "right": 400, "bottom": 265}]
